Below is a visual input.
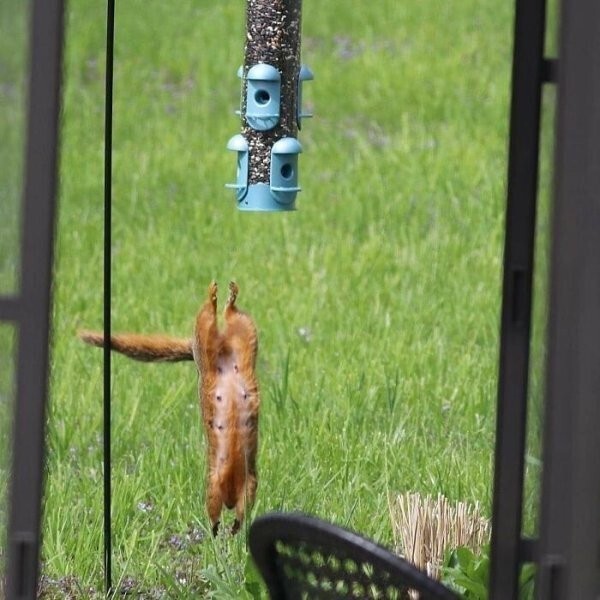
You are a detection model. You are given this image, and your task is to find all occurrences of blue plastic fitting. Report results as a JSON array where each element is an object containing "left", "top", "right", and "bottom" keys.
[
  {"left": 237, "top": 183, "right": 291, "bottom": 212},
  {"left": 225, "top": 134, "right": 249, "bottom": 201},
  {"left": 245, "top": 63, "right": 281, "bottom": 131},
  {"left": 226, "top": 61, "right": 312, "bottom": 211},
  {"left": 229, "top": 137, "right": 303, "bottom": 212},
  {"left": 270, "top": 137, "right": 302, "bottom": 206},
  {"left": 297, "top": 65, "right": 314, "bottom": 129}
]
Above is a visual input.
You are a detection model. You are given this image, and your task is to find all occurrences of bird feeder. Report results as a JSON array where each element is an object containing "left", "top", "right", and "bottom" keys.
[{"left": 226, "top": 0, "right": 312, "bottom": 212}]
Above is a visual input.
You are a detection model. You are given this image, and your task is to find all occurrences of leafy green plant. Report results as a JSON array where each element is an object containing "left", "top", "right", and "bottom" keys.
[
  {"left": 443, "top": 546, "right": 489, "bottom": 598},
  {"left": 442, "top": 545, "right": 536, "bottom": 599}
]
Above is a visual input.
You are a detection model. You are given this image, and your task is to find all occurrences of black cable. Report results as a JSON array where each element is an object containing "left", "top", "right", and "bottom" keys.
[{"left": 103, "top": 0, "right": 115, "bottom": 594}]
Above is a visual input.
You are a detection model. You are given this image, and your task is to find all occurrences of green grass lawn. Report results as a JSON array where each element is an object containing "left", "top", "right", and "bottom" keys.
[{"left": 32, "top": 0, "right": 553, "bottom": 596}]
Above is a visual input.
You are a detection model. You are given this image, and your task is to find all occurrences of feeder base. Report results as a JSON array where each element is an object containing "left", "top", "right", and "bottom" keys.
[{"left": 237, "top": 183, "right": 297, "bottom": 212}]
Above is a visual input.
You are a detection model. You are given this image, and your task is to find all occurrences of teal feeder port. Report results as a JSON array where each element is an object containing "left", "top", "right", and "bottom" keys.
[
  {"left": 297, "top": 65, "right": 314, "bottom": 129},
  {"left": 245, "top": 63, "right": 281, "bottom": 131},
  {"left": 226, "top": 136, "right": 302, "bottom": 212},
  {"left": 270, "top": 137, "right": 302, "bottom": 207},
  {"left": 225, "top": 134, "right": 249, "bottom": 202}
]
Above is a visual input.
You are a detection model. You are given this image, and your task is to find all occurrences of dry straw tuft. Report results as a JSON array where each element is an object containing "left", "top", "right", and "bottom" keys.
[{"left": 389, "top": 492, "right": 490, "bottom": 582}]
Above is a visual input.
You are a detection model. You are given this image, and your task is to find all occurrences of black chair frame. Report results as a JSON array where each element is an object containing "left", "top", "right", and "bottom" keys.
[{"left": 249, "top": 512, "right": 458, "bottom": 600}]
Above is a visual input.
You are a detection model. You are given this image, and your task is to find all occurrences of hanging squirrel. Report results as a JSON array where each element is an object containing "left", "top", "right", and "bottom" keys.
[{"left": 79, "top": 281, "right": 259, "bottom": 536}]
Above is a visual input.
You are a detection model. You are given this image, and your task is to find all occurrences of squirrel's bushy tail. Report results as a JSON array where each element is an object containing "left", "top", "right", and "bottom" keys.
[{"left": 78, "top": 331, "right": 194, "bottom": 362}]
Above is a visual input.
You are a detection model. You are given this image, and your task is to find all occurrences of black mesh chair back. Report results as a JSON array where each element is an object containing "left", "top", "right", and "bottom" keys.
[{"left": 249, "top": 513, "right": 459, "bottom": 599}]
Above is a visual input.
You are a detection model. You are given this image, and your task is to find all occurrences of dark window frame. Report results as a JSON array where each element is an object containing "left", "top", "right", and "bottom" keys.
[
  {"left": 1, "top": 0, "right": 599, "bottom": 597},
  {"left": 536, "top": 0, "right": 600, "bottom": 597},
  {"left": 0, "top": 0, "right": 65, "bottom": 597}
]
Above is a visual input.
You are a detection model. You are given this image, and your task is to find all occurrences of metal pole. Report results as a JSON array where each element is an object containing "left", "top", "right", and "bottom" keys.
[
  {"left": 103, "top": 0, "right": 115, "bottom": 594},
  {"left": 489, "top": 0, "right": 548, "bottom": 596}
]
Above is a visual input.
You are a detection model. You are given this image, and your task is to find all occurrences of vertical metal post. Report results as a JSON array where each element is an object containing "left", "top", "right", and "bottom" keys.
[
  {"left": 489, "top": 0, "right": 548, "bottom": 596},
  {"left": 536, "top": 0, "right": 600, "bottom": 597},
  {"left": 104, "top": 0, "right": 115, "bottom": 594},
  {"left": 5, "top": 0, "right": 65, "bottom": 597}
]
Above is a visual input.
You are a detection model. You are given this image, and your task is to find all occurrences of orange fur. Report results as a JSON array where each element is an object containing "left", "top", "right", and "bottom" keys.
[
  {"left": 78, "top": 330, "right": 194, "bottom": 362},
  {"left": 79, "top": 281, "right": 259, "bottom": 535}
]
